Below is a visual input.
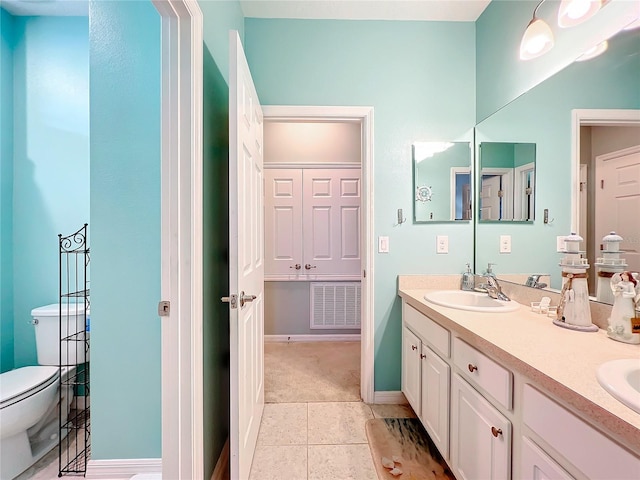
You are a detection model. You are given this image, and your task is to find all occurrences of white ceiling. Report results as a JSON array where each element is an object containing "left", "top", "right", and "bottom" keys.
[{"left": 1, "top": 0, "right": 491, "bottom": 21}]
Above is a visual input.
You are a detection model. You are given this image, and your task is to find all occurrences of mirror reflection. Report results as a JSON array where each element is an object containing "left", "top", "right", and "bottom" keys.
[
  {"left": 479, "top": 142, "right": 536, "bottom": 222},
  {"left": 413, "top": 142, "right": 472, "bottom": 222},
  {"left": 474, "top": 27, "right": 640, "bottom": 303}
]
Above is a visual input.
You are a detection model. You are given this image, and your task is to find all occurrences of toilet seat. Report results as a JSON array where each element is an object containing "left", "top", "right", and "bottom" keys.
[{"left": 0, "top": 366, "right": 59, "bottom": 409}]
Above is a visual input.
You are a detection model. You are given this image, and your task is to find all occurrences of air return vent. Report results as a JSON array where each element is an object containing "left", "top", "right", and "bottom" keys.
[{"left": 310, "top": 282, "right": 361, "bottom": 329}]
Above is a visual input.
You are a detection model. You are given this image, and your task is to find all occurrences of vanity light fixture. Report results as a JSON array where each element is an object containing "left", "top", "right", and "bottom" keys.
[
  {"left": 558, "top": 0, "right": 602, "bottom": 28},
  {"left": 575, "top": 40, "right": 608, "bottom": 61},
  {"left": 520, "top": 0, "right": 555, "bottom": 60}
]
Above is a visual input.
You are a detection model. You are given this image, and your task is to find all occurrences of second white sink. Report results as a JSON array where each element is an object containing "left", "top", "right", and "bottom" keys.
[
  {"left": 424, "top": 290, "right": 520, "bottom": 313},
  {"left": 597, "top": 359, "right": 640, "bottom": 414}
]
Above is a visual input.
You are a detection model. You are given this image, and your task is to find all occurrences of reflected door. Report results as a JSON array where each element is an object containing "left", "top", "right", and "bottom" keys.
[
  {"left": 480, "top": 175, "right": 502, "bottom": 220},
  {"left": 595, "top": 146, "right": 640, "bottom": 273}
]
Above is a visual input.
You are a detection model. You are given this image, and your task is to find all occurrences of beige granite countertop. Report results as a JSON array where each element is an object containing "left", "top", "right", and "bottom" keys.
[{"left": 397, "top": 276, "right": 640, "bottom": 453}]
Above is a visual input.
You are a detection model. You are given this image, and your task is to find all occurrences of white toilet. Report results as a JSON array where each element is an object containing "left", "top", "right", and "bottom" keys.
[{"left": 0, "top": 303, "right": 88, "bottom": 480}]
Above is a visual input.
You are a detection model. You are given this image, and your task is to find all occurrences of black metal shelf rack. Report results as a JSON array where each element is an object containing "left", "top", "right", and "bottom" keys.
[{"left": 58, "top": 224, "right": 90, "bottom": 476}]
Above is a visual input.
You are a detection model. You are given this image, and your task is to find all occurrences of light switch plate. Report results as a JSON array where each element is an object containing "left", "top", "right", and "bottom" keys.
[
  {"left": 436, "top": 235, "right": 449, "bottom": 254},
  {"left": 500, "top": 235, "right": 512, "bottom": 253},
  {"left": 556, "top": 235, "right": 567, "bottom": 252},
  {"left": 378, "top": 236, "right": 389, "bottom": 253}
]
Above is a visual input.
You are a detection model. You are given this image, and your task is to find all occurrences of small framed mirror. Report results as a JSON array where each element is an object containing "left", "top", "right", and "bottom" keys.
[
  {"left": 478, "top": 142, "right": 536, "bottom": 222},
  {"left": 413, "top": 141, "right": 472, "bottom": 222}
]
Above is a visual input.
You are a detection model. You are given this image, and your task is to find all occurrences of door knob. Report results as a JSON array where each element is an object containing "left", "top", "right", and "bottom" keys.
[
  {"left": 305, "top": 264, "right": 317, "bottom": 270},
  {"left": 240, "top": 291, "right": 257, "bottom": 308},
  {"left": 290, "top": 264, "right": 301, "bottom": 270}
]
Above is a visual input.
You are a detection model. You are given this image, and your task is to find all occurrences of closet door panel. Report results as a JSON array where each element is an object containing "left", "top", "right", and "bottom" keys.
[
  {"left": 303, "top": 169, "right": 361, "bottom": 276},
  {"left": 265, "top": 169, "right": 303, "bottom": 277}
]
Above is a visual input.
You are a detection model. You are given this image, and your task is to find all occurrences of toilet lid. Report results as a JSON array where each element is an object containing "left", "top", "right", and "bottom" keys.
[{"left": 0, "top": 366, "right": 59, "bottom": 406}]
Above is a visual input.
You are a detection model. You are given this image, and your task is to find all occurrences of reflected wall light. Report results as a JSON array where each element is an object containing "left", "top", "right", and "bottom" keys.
[
  {"left": 520, "top": 0, "right": 555, "bottom": 60},
  {"left": 575, "top": 40, "right": 608, "bottom": 61},
  {"left": 558, "top": 0, "right": 602, "bottom": 28}
]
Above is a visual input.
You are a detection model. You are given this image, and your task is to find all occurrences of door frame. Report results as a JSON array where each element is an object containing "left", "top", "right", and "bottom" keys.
[
  {"left": 153, "top": 0, "right": 204, "bottom": 478},
  {"left": 262, "top": 105, "right": 375, "bottom": 403}
]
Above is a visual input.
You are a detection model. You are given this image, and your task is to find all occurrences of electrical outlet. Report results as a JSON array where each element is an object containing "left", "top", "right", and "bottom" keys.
[
  {"left": 500, "top": 235, "right": 512, "bottom": 253},
  {"left": 378, "top": 236, "right": 389, "bottom": 253},
  {"left": 436, "top": 235, "right": 449, "bottom": 254},
  {"left": 557, "top": 235, "right": 567, "bottom": 252}
]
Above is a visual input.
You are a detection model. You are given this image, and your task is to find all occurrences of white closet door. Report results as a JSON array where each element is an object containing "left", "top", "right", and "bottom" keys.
[
  {"left": 302, "top": 169, "right": 361, "bottom": 277},
  {"left": 264, "top": 169, "right": 303, "bottom": 278}
]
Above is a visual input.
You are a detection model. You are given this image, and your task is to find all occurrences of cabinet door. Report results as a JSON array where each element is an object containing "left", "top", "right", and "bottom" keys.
[
  {"left": 521, "top": 437, "right": 574, "bottom": 480},
  {"left": 451, "top": 374, "right": 511, "bottom": 480},
  {"left": 421, "top": 346, "right": 450, "bottom": 458},
  {"left": 264, "top": 169, "right": 303, "bottom": 278},
  {"left": 302, "top": 169, "right": 361, "bottom": 276},
  {"left": 402, "top": 327, "right": 421, "bottom": 416}
]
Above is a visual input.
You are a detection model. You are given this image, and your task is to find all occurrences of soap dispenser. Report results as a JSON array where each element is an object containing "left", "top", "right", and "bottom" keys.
[{"left": 461, "top": 263, "right": 474, "bottom": 291}]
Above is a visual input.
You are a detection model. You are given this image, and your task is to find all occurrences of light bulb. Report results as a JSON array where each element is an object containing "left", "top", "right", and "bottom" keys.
[
  {"left": 520, "top": 18, "right": 555, "bottom": 60},
  {"left": 558, "top": 0, "right": 602, "bottom": 28},
  {"left": 576, "top": 40, "right": 608, "bottom": 62}
]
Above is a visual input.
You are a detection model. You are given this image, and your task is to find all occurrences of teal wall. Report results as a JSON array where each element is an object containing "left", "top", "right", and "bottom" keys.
[
  {"left": 0, "top": 8, "right": 15, "bottom": 373},
  {"left": 1, "top": 13, "right": 89, "bottom": 372},
  {"left": 244, "top": 18, "right": 476, "bottom": 392},
  {"left": 89, "top": 0, "right": 161, "bottom": 459},
  {"left": 475, "top": 29, "right": 640, "bottom": 287},
  {"left": 476, "top": 0, "right": 639, "bottom": 122},
  {"left": 199, "top": 0, "right": 244, "bottom": 476}
]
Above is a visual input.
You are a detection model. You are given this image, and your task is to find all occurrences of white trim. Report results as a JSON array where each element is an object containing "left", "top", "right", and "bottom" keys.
[
  {"left": 373, "top": 391, "right": 408, "bottom": 405},
  {"left": 262, "top": 105, "right": 375, "bottom": 404},
  {"left": 513, "top": 162, "right": 535, "bottom": 221},
  {"left": 265, "top": 274, "right": 362, "bottom": 282},
  {"left": 264, "top": 162, "right": 361, "bottom": 169},
  {"left": 570, "top": 109, "right": 640, "bottom": 233},
  {"left": 265, "top": 334, "right": 361, "bottom": 342},
  {"left": 595, "top": 144, "right": 640, "bottom": 162},
  {"left": 211, "top": 439, "right": 229, "bottom": 480},
  {"left": 153, "top": 0, "right": 204, "bottom": 478},
  {"left": 86, "top": 458, "right": 161, "bottom": 480}
]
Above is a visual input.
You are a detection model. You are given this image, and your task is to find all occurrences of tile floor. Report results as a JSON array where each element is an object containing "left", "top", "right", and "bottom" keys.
[{"left": 248, "top": 402, "right": 416, "bottom": 480}]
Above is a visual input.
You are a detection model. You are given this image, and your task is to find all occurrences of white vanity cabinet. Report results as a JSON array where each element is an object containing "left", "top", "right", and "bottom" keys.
[{"left": 401, "top": 303, "right": 451, "bottom": 457}]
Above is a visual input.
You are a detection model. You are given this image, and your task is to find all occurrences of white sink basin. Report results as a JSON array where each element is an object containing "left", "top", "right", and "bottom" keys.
[
  {"left": 597, "top": 359, "right": 640, "bottom": 414},
  {"left": 423, "top": 290, "right": 520, "bottom": 313}
]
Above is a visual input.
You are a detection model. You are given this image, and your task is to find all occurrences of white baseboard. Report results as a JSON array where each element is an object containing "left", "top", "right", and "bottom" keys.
[
  {"left": 265, "top": 334, "right": 361, "bottom": 342},
  {"left": 211, "top": 438, "right": 229, "bottom": 480},
  {"left": 86, "top": 458, "right": 161, "bottom": 479},
  {"left": 373, "top": 391, "right": 407, "bottom": 405}
]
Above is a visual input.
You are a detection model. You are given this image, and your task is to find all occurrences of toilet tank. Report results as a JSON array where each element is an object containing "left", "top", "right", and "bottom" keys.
[{"left": 31, "top": 303, "right": 90, "bottom": 366}]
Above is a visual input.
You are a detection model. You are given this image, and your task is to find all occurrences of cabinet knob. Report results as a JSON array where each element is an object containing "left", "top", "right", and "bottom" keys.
[
  {"left": 491, "top": 427, "right": 503, "bottom": 438},
  {"left": 289, "top": 264, "right": 302, "bottom": 270},
  {"left": 420, "top": 353, "right": 426, "bottom": 359},
  {"left": 411, "top": 344, "right": 417, "bottom": 351},
  {"left": 468, "top": 363, "right": 478, "bottom": 373},
  {"left": 305, "top": 264, "right": 317, "bottom": 270}
]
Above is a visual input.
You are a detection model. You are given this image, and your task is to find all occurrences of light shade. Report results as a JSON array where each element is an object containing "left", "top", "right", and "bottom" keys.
[
  {"left": 520, "top": 17, "right": 555, "bottom": 60},
  {"left": 558, "top": 0, "right": 602, "bottom": 28},
  {"left": 575, "top": 40, "right": 608, "bottom": 62}
]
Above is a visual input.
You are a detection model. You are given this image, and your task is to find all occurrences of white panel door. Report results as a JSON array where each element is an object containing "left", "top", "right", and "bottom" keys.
[
  {"left": 401, "top": 326, "right": 421, "bottom": 416},
  {"left": 595, "top": 147, "right": 640, "bottom": 273},
  {"left": 264, "top": 169, "right": 303, "bottom": 278},
  {"left": 480, "top": 175, "right": 502, "bottom": 220},
  {"left": 420, "top": 346, "right": 450, "bottom": 458},
  {"left": 302, "top": 169, "right": 361, "bottom": 276},
  {"left": 228, "top": 30, "right": 264, "bottom": 480}
]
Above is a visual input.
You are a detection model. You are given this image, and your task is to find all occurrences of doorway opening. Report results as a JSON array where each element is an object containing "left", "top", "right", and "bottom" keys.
[{"left": 262, "top": 106, "right": 374, "bottom": 405}]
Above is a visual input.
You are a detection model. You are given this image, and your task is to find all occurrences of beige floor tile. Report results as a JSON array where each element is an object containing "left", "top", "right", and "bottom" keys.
[
  {"left": 308, "top": 402, "right": 373, "bottom": 445},
  {"left": 257, "top": 403, "right": 308, "bottom": 446},
  {"left": 308, "top": 444, "right": 378, "bottom": 480},
  {"left": 249, "top": 445, "right": 307, "bottom": 480},
  {"left": 370, "top": 403, "right": 416, "bottom": 419}
]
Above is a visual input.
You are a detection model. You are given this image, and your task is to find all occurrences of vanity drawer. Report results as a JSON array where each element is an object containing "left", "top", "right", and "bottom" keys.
[
  {"left": 523, "top": 384, "right": 640, "bottom": 480},
  {"left": 453, "top": 337, "right": 512, "bottom": 410},
  {"left": 404, "top": 303, "right": 450, "bottom": 358}
]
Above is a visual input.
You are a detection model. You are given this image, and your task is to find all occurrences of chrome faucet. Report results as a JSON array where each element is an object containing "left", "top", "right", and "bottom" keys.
[
  {"left": 526, "top": 274, "right": 548, "bottom": 289},
  {"left": 483, "top": 275, "right": 511, "bottom": 302}
]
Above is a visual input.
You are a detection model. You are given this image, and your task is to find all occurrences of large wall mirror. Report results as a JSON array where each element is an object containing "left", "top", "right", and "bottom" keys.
[
  {"left": 413, "top": 141, "right": 472, "bottom": 222},
  {"left": 479, "top": 142, "right": 536, "bottom": 222},
  {"left": 474, "top": 26, "right": 640, "bottom": 304}
]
